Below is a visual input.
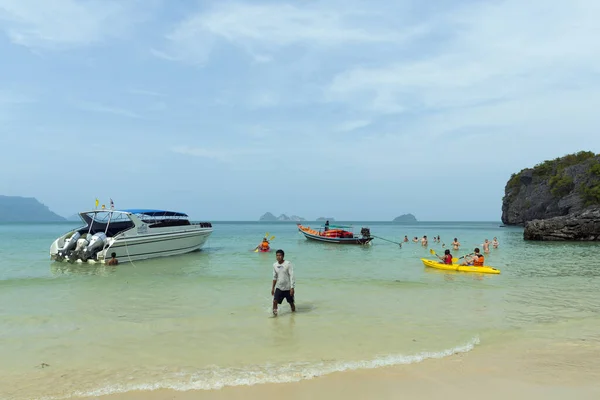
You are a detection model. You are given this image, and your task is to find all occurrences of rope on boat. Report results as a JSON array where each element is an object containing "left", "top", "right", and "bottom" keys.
[
  {"left": 124, "top": 237, "right": 137, "bottom": 268},
  {"left": 370, "top": 235, "right": 403, "bottom": 247}
]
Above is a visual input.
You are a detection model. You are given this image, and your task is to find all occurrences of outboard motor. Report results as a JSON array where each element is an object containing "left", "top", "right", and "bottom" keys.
[
  {"left": 68, "top": 235, "right": 90, "bottom": 262},
  {"left": 360, "top": 227, "right": 371, "bottom": 238},
  {"left": 57, "top": 231, "right": 81, "bottom": 260},
  {"left": 82, "top": 232, "right": 107, "bottom": 261}
]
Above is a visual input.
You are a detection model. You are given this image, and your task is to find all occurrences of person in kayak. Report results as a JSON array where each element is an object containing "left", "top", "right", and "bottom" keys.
[
  {"left": 256, "top": 237, "right": 270, "bottom": 252},
  {"left": 437, "top": 249, "right": 453, "bottom": 265},
  {"left": 461, "top": 248, "right": 484, "bottom": 266}
]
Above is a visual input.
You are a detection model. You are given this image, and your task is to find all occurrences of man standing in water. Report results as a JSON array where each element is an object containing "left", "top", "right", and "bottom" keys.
[
  {"left": 492, "top": 237, "right": 499, "bottom": 249},
  {"left": 482, "top": 239, "right": 491, "bottom": 253},
  {"left": 452, "top": 238, "right": 461, "bottom": 251},
  {"left": 271, "top": 249, "right": 295, "bottom": 316},
  {"left": 106, "top": 252, "right": 118, "bottom": 266}
]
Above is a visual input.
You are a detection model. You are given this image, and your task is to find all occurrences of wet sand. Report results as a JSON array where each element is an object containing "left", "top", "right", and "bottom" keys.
[{"left": 79, "top": 337, "right": 600, "bottom": 400}]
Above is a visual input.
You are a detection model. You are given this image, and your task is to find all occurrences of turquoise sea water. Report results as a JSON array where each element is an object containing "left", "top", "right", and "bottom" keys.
[{"left": 1, "top": 221, "right": 599, "bottom": 399}]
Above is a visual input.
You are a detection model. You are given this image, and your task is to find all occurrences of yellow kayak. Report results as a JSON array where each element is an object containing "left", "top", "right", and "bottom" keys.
[{"left": 421, "top": 258, "right": 501, "bottom": 275}]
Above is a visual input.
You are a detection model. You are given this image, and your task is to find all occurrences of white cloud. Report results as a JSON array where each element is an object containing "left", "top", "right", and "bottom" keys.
[
  {"left": 0, "top": 90, "right": 35, "bottom": 122},
  {"left": 0, "top": 0, "right": 145, "bottom": 49},
  {"left": 155, "top": 2, "right": 424, "bottom": 64},
  {"left": 0, "top": 90, "right": 35, "bottom": 104},
  {"left": 171, "top": 145, "right": 268, "bottom": 163},
  {"left": 325, "top": 0, "right": 600, "bottom": 116},
  {"left": 128, "top": 88, "right": 163, "bottom": 97},
  {"left": 248, "top": 91, "right": 279, "bottom": 109},
  {"left": 76, "top": 101, "right": 142, "bottom": 119},
  {"left": 335, "top": 119, "right": 371, "bottom": 133}
]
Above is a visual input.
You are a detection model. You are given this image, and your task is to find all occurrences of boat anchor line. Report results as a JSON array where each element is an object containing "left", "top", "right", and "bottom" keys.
[{"left": 370, "top": 235, "right": 403, "bottom": 247}]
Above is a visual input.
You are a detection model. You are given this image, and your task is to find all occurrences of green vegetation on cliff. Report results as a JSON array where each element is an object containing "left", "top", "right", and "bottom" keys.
[
  {"left": 506, "top": 151, "right": 600, "bottom": 205},
  {"left": 581, "top": 157, "right": 600, "bottom": 206}
]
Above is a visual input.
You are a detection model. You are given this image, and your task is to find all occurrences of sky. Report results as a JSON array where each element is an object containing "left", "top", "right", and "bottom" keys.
[{"left": 1, "top": 0, "right": 600, "bottom": 221}]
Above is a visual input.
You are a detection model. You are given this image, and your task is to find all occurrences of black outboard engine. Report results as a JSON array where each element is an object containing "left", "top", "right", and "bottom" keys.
[{"left": 360, "top": 227, "right": 371, "bottom": 238}]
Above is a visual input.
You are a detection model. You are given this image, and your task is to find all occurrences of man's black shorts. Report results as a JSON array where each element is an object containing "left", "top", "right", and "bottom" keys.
[{"left": 274, "top": 288, "right": 294, "bottom": 304}]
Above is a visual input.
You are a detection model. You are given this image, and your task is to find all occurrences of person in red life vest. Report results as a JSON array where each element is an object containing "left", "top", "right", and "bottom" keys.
[
  {"left": 443, "top": 249, "right": 453, "bottom": 265},
  {"left": 437, "top": 249, "right": 453, "bottom": 264}
]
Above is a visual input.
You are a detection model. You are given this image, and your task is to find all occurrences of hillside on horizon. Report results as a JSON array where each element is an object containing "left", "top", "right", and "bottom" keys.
[{"left": 0, "top": 195, "right": 66, "bottom": 222}]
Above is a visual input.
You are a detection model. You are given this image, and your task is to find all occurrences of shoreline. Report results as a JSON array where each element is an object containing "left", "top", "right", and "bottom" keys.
[{"left": 78, "top": 337, "right": 600, "bottom": 400}]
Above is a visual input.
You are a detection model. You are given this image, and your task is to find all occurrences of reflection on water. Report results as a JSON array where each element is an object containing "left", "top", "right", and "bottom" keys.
[{"left": 50, "top": 262, "right": 117, "bottom": 276}]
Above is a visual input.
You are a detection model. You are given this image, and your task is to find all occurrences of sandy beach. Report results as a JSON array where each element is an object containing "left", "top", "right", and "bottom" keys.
[{"left": 80, "top": 337, "right": 600, "bottom": 400}]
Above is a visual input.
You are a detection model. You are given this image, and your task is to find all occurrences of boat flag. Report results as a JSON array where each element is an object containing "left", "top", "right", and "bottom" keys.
[
  {"left": 110, "top": 198, "right": 114, "bottom": 209},
  {"left": 95, "top": 198, "right": 99, "bottom": 209}
]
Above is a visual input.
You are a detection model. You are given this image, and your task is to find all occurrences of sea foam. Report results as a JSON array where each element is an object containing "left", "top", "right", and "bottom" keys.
[{"left": 60, "top": 336, "right": 480, "bottom": 399}]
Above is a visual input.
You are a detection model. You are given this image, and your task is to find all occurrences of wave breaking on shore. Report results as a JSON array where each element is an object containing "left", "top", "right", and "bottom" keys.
[{"left": 58, "top": 336, "right": 480, "bottom": 399}]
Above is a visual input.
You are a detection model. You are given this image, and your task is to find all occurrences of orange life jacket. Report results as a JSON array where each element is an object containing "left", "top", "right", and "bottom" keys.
[
  {"left": 261, "top": 241, "right": 269, "bottom": 249},
  {"left": 473, "top": 255, "right": 484, "bottom": 266}
]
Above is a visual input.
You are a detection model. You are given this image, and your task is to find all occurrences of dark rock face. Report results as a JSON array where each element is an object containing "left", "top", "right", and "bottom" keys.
[
  {"left": 501, "top": 156, "right": 599, "bottom": 226},
  {"left": 524, "top": 207, "right": 600, "bottom": 241}
]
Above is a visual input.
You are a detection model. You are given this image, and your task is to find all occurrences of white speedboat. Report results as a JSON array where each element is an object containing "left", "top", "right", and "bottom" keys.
[{"left": 50, "top": 209, "right": 213, "bottom": 263}]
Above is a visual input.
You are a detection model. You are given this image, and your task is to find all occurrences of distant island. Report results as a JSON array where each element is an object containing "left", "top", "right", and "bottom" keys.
[
  {"left": 316, "top": 217, "right": 335, "bottom": 221},
  {"left": 0, "top": 195, "right": 66, "bottom": 222},
  {"left": 67, "top": 214, "right": 82, "bottom": 221},
  {"left": 259, "top": 212, "right": 306, "bottom": 222},
  {"left": 392, "top": 213, "right": 417, "bottom": 223}
]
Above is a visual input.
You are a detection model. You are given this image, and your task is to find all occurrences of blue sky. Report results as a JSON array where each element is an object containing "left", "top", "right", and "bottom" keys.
[{"left": 1, "top": 0, "right": 599, "bottom": 221}]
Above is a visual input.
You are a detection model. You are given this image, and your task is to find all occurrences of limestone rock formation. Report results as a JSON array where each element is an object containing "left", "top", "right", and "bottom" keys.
[
  {"left": 502, "top": 152, "right": 600, "bottom": 226},
  {"left": 259, "top": 212, "right": 277, "bottom": 221},
  {"left": 259, "top": 212, "right": 305, "bottom": 221},
  {"left": 524, "top": 207, "right": 600, "bottom": 241},
  {"left": 501, "top": 151, "right": 600, "bottom": 241}
]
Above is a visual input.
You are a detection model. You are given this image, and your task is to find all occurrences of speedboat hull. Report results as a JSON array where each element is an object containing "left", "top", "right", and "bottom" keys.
[
  {"left": 103, "top": 230, "right": 212, "bottom": 261},
  {"left": 50, "top": 209, "right": 213, "bottom": 263}
]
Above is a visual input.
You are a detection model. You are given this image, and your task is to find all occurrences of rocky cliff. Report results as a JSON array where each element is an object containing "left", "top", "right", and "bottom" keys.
[
  {"left": 501, "top": 151, "right": 600, "bottom": 241},
  {"left": 501, "top": 152, "right": 600, "bottom": 225},
  {"left": 523, "top": 207, "right": 600, "bottom": 241}
]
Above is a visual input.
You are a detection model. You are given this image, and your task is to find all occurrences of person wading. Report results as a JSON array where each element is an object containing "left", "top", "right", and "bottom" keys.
[{"left": 271, "top": 249, "right": 295, "bottom": 316}]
